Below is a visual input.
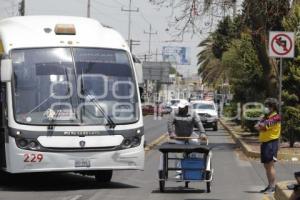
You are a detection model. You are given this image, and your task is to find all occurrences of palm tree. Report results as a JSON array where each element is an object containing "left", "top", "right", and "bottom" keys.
[{"left": 197, "top": 36, "right": 226, "bottom": 87}]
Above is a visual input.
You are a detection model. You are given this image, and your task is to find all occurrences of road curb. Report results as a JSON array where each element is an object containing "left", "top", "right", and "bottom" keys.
[
  {"left": 263, "top": 194, "right": 275, "bottom": 200},
  {"left": 274, "top": 181, "right": 295, "bottom": 200},
  {"left": 145, "top": 133, "right": 168, "bottom": 152},
  {"left": 219, "top": 119, "right": 260, "bottom": 158}
]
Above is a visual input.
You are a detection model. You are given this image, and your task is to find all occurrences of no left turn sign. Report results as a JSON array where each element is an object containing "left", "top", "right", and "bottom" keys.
[{"left": 269, "top": 31, "right": 295, "bottom": 58}]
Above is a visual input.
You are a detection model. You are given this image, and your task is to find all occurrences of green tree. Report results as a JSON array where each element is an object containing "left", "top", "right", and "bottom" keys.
[
  {"left": 222, "top": 33, "right": 264, "bottom": 130},
  {"left": 222, "top": 33, "right": 264, "bottom": 103},
  {"left": 212, "top": 16, "right": 239, "bottom": 59},
  {"left": 242, "top": 0, "right": 290, "bottom": 97},
  {"left": 150, "top": 0, "right": 290, "bottom": 97},
  {"left": 197, "top": 16, "right": 240, "bottom": 87},
  {"left": 281, "top": 5, "right": 300, "bottom": 147},
  {"left": 282, "top": 66, "right": 300, "bottom": 147}
]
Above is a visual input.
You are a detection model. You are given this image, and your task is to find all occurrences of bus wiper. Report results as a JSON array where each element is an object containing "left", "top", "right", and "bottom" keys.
[
  {"left": 79, "top": 69, "right": 115, "bottom": 129},
  {"left": 25, "top": 93, "right": 54, "bottom": 116},
  {"left": 82, "top": 88, "right": 116, "bottom": 129},
  {"left": 63, "top": 66, "right": 79, "bottom": 122}
]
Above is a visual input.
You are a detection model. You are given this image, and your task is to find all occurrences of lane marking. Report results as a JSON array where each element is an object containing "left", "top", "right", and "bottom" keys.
[
  {"left": 51, "top": 195, "right": 83, "bottom": 200},
  {"left": 69, "top": 195, "right": 83, "bottom": 200},
  {"left": 144, "top": 133, "right": 168, "bottom": 152}
]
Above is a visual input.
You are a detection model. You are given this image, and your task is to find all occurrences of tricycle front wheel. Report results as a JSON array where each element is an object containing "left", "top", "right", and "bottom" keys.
[
  {"left": 158, "top": 170, "right": 165, "bottom": 192},
  {"left": 159, "top": 180, "right": 165, "bottom": 192}
]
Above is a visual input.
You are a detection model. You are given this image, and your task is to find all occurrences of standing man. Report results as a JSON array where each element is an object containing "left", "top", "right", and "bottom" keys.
[{"left": 256, "top": 98, "right": 281, "bottom": 193}]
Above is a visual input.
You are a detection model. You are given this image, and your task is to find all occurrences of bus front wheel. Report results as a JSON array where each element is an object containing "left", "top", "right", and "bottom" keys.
[{"left": 95, "top": 170, "right": 113, "bottom": 183}]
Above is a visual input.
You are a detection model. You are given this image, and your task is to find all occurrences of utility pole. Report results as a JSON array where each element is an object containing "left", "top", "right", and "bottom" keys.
[
  {"left": 87, "top": 0, "right": 91, "bottom": 18},
  {"left": 279, "top": 58, "right": 283, "bottom": 117},
  {"left": 121, "top": 0, "right": 139, "bottom": 50},
  {"left": 18, "top": 0, "right": 25, "bottom": 16},
  {"left": 129, "top": 39, "right": 140, "bottom": 52},
  {"left": 144, "top": 24, "right": 157, "bottom": 55}
]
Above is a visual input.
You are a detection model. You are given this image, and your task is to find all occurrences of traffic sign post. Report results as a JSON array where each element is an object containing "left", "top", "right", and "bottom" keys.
[{"left": 269, "top": 31, "right": 295, "bottom": 116}]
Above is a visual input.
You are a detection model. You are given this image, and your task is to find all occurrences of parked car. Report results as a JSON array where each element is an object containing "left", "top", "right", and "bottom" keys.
[
  {"left": 161, "top": 104, "right": 172, "bottom": 114},
  {"left": 191, "top": 100, "right": 218, "bottom": 131},
  {"left": 142, "top": 104, "right": 163, "bottom": 116}
]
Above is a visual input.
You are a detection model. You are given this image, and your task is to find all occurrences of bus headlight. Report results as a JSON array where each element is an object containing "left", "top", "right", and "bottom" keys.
[
  {"left": 121, "top": 136, "right": 141, "bottom": 149},
  {"left": 15, "top": 138, "right": 41, "bottom": 151},
  {"left": 131, "top": 137, "right": 141, "bottom": 147},
  {"left": 18, "top": 139, "right": 28, "bottom": 148},
  {"left": 28, "top": 141, "right": 39, "bottom": 150},
  {"left": 122, "top": 139, "right": 132, "bottom": 148}
]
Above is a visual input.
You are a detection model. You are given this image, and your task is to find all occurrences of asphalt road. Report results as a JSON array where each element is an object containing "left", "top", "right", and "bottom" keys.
[{"left": 0, "top": 116, "right": 298, "bottom": 200}]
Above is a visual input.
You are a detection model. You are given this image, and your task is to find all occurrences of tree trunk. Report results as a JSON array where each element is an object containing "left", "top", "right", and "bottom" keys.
[
  {"left": 251, "top": 34, "right": 278, "bottom": 98},
  {"left": 293, "top": 0, "right": 300, "bottom": 6},
  {"left": 246, "top": 0, "right": 288, "bottom": 98},
  {"left": 247, "top": 1, "right": 267, "bottom": 95},
  {"left": 289, "top": 131, "right": 295, "bottom": 148}
]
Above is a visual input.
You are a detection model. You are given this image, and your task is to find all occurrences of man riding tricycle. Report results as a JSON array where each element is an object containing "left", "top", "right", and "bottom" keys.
[{"left": 157, "top": 101, "right": 213, "bottom": 192}]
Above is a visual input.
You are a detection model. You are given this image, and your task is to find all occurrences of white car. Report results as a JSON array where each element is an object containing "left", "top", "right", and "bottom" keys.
[
  {"left": 191, "top": 100, "right": 218, "bottom": 131},
  {"left": 169, "top": 99, "right": 189, "bottom": 112}
]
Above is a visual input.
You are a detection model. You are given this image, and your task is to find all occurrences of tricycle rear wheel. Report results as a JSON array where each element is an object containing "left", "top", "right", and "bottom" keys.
[
  {"left": 206, "top": 182, "right": 211, "bottom": 193},
  {"left": 185, "top": 181, "right": 189, "bottom": 188},
  {"left": 206, "top": 171, "right": 211, "bottom": 193}
]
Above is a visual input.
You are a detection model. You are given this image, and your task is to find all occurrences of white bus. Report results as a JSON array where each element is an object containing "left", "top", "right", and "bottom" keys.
[{"left": 0, "top": 16, "right": 144, "bottom": 182}]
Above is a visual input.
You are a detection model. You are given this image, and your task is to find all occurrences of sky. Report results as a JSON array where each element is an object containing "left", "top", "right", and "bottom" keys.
[{"left": 0, "top": 0, "right": 238, "bottom": 77}]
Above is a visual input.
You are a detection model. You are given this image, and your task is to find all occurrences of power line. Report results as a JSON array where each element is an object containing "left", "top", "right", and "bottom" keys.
[
  {"left": 93, "top": 0, "right": 120, "bottom": 9},
  {"left": 91, "top": 6, "right": 127, "bottom": 23},
  {"left": 113, "top": 0, "right": 126, "bottom": 7},
  {"left": 139, "top": 12, "right": 150, "bottom": 24}
]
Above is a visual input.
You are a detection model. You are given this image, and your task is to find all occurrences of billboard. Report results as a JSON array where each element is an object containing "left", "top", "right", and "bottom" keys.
[
  {"left": 143, "top": 62, "right": 171, "bottom": 82},
  {"left": 162, "top": 46, "right": 191, "bottom": 65}
]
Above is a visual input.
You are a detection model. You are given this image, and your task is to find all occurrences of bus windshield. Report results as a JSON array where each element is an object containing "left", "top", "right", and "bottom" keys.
[{"left": 11, "top": 48, "right": 139, "bottom": 125}]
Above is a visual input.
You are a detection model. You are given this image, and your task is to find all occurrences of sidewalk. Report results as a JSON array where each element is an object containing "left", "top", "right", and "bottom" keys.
[
  {"left": 220, "top": 119, "right": 300, "bottom": 200},
  {"left": 219, "top": 119, "right": 300, "bottom": 161}
]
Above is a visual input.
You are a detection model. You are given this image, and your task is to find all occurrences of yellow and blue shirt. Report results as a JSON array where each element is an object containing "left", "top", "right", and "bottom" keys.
[{"left": 258, "top": 112, "right": 281, "bottom": 143}]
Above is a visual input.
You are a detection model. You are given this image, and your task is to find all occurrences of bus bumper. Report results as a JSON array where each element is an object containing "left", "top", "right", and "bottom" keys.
[{"left": 5, "top": 136, "right": 145, "bottom": 173}]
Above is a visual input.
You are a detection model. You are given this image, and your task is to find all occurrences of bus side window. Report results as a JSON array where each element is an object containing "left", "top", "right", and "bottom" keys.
[
  {"left": 0, "top": 53, "right": 5, "bottom": 168},
  {"left": 0, "top": 53, "right": 3, "bottom": 127}
]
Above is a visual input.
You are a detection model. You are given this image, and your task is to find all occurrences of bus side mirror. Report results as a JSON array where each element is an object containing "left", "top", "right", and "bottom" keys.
[{"left": 1, "top": 59, "right": 12, "bottom": 82}]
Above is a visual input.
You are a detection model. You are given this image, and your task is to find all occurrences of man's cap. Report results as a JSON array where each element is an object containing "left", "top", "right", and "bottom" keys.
[
  {"left": 264, "top": 98, "right": 279, "bottom": 107},
  {"left": 178, "top": 101, "right": 189, "bottom": 108}
]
